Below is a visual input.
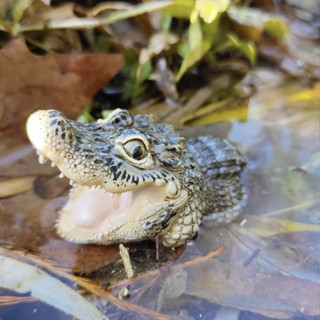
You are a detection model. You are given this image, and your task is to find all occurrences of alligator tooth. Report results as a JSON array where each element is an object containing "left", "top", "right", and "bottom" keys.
[
  {"left": 155, "top": 179, "right": 165, "bottom": 187},
  {"left": 59, "top": 173, "right": 64, "bottom": 179},
  {"left": 69, "top": 180, "right": 74, "bottom": 185},
  {"left": 51, "top": 162, "right": 55, "bottom": 167},
  {"left": 166, "top": 180, "right": 179, "bottom": 198},
  {"left": 108, "top": 192, "right": 114, "bottom": 198},
  {"left": 38, "top": 154, "right": 48, "bottom": 164}
]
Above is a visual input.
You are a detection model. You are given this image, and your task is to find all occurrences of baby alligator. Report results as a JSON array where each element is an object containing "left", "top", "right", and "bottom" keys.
[{"left": 26, "top": 109, "right": 246, "bottom": 247}]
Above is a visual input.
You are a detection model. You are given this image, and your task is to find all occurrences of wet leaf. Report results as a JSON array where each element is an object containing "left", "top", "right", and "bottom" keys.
[
  {"left": 0, "top": 176, "right": 36, "bottom": 198},
  {"left": 0, "top": 255, "right": 108, "bottom": 320},
  {"left": 156, "top": 265, "right": 188, "bottom": 311},
  {"left": 244, "top": 215, "right": 320, "bottom": 237},
  {"left": 288, "top": 82, "right": 320, "bottom": 105},
  {"left": 0, "top": 37, "right": 124, "bottom": 131},
  {"left": 175, "top": 223, "right": 319, "bottom": 318}
]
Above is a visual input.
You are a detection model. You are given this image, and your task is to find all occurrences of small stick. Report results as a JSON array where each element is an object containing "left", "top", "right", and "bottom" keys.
[
  {"left": 119, "top": 244, "right": 134, "bottom": 278},
  {"left": 155, "top": 236, "right": 160, "bottom": 261}
]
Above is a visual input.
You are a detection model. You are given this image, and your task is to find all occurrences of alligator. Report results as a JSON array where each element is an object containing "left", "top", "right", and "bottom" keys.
[{"left": 26, "top": 109, "right": 246, "bottom": 247}]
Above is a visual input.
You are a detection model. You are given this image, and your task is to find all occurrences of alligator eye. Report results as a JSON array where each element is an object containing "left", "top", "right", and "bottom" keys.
[{"left": 123, "top": 140, "right": 147, "bottom": 160}]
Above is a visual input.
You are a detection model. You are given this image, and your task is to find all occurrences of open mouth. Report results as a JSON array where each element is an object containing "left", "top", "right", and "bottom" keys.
[{"left": 56, "top": 183, "right": 167, "bottom": 243}]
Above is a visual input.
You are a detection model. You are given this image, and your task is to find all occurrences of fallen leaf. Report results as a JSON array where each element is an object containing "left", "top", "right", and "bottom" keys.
[
  {"left": 241, "top": 214, "right": 320, "bottom": 238},
  {"left": 121, "top": 222, "right": 320, "bottom": 319},
  {"left": 139, "top": 32, "right": 178, "bottom": 66},
  {"left": 0, "top": 176, "right": 36, "bottom": 198},
  {"left": 0, "top": 37, "right": 124, "bottom": 131},
  {"left": 0, "top": 255, "right": 108, "bottom": 320}
]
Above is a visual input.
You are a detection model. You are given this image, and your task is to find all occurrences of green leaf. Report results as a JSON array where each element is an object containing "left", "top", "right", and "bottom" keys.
[
  {"left": 160, "top": 13, "right": 172, "bottom": 32},
  {"left": 177, "top": 41, "right": 190, "bottom": 58},
  {"left": 227, "top": 34, "right": 256, "bottom": 65},
  {"left": 162, "top": 0, "right": 194, "bottom": 19},
  {"left": 138, "top": 60, "right": 152, "bottom": 84},
  {"left": 175, "top": 17, "right": 214, "bottom": 82},
  {"left": 264, "top": 18, "right": 288, "bottom": 41},
  {"left": 101, "top": 1, "right": 173, "bottom": 25},
  {"left": 77, "top": 109, "right": 95, "bottom": 123},
  {"left": 189, "top": 18, "right": 202, "bottom": 50},
  {"left": 175, "top": 38, "right": 211, "bottom": 82},
  {"left": 12, "top": 0, "right": 32, "bottom": 24}
]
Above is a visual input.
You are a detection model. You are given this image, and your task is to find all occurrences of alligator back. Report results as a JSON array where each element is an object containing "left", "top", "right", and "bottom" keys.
[{"left": 186, "top": 136, "right": 246, "bottom": 217}]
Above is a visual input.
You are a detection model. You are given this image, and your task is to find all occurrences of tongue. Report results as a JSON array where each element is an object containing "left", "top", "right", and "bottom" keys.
[{"left": 70, "top": 187, "right": 133, "bottom": 228}]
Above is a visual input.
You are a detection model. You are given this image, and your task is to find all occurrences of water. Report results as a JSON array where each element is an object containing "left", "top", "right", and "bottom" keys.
[{"left": 0, "top": 77, "right": 319, "bottom": 320}]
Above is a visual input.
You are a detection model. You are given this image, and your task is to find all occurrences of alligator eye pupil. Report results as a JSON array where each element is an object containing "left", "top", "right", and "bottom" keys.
[
  {"left": 123, "top": 139, "right": 147, "bottom": 161},
  {"left": 132, "top": 145, "right": 143, "bottom": 159}
]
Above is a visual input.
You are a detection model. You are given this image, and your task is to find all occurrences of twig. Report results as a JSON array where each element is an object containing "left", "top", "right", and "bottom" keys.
[
  {"left": 110, "top": 246, "right": 226, "bottom": 291},
  {"left": 119, "top": 244, "right": 134, "bottom": 278}
]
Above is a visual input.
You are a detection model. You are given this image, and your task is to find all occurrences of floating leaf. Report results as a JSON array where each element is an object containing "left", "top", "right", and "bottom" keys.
[
  {"left": 245, "top": 215, "right": 320, "bottom": 237},
  {"left": 0, "top": 255, "right": 108, "bottom": 320},
  {"left": 288, "top": 82, "right": 320, "bottom": 104}
]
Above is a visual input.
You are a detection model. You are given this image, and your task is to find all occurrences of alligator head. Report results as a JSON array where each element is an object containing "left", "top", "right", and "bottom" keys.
[{"left": 26, "top": 109, "right": 205, "bottom": 246}]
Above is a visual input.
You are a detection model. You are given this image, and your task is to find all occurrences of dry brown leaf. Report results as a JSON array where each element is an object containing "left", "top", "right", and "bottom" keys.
[{"left": 0, "top": 37, "right": 124, "bottom": 132}]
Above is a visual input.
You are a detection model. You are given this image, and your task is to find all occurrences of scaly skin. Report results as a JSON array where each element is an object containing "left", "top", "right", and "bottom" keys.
[{"left": 26, "top": 109, "right": 246, "bottom": 247}]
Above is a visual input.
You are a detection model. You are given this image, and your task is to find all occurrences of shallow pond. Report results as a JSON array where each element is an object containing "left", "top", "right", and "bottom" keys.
[{"left": 0, "top": 72, "right": 319, "bottom": 320}]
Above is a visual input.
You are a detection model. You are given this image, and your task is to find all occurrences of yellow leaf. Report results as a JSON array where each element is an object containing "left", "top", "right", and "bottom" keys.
[
  {"left": 289, "top": 82, "right": 320, "bottom": 103},
  {"left": 195, "top": 0, "right": 230, "bottom": 23},
  {"left": 182, "top": 100, "right": 249, "bottom": 125},
  {"left": 245, "top": 215, "right": 320, "bottom": 237}
]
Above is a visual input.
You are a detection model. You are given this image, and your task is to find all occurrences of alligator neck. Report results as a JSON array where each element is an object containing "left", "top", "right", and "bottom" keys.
[{"left": 186, "top": 136, "right": 246, "bottom": 215}]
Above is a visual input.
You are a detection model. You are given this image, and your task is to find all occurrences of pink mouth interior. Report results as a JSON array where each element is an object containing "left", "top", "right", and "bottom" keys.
[
  {"left": 71, "top": 188, "right": 134, "bottom": 228},
  {"left": 56, "top": 184, "right": 167, "bottom": 241}
]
